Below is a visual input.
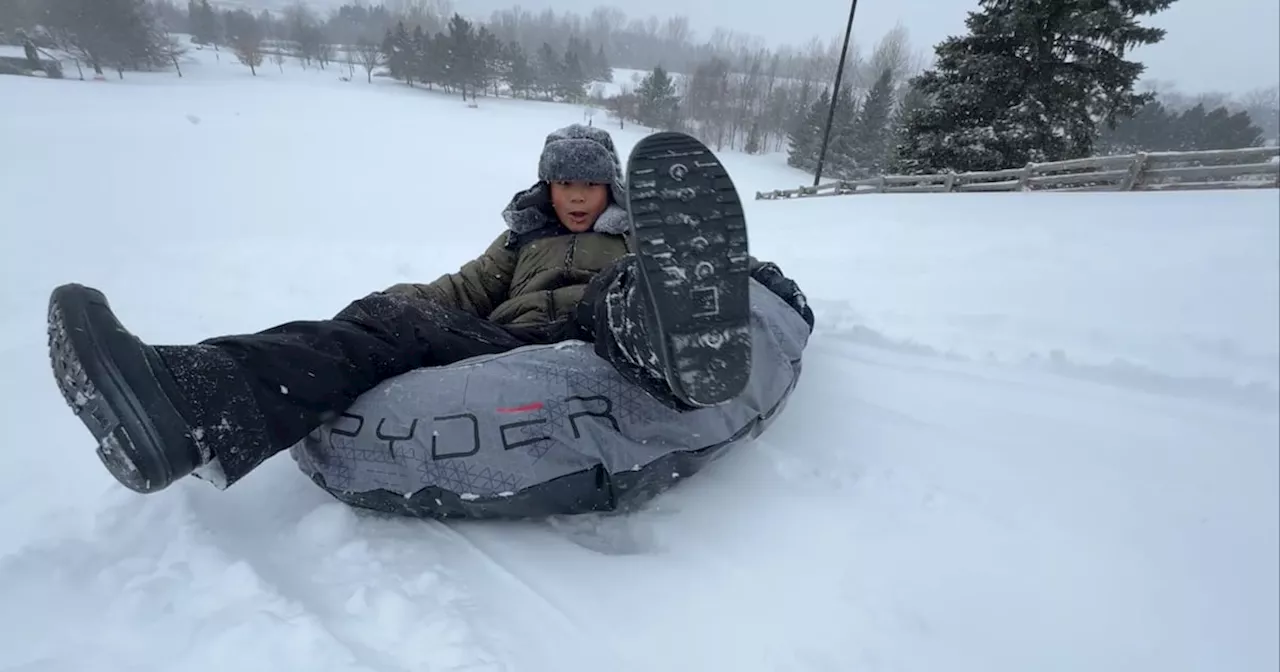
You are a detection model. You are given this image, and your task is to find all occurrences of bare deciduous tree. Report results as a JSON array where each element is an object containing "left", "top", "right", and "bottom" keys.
[
  {"left": 284, "top": 1, "right": 320, "bottom": 67},
  {"left": 233, "top": 32, "right": 264, "bottom": 76},
  {"left": 44, "top": 0, "right": 170, "bottom": 79},
  {"left": 1238, "top": 86, "right": 1279, "bottom": 141},
  {"left": 316, "top": 41, "right": 335, "bottom": 69},
  {"left": 662, "top": 16, "right": 691, "bottom": 46},
  {"left": 42, "top": 25, "right": 90, "bottom": 79},
  {"left": 357, "top": 38, "right": 382, "bottom": 83},
  {"left": 159, "top": 31, "right": 188, "bottom": 77},
  {"left": 344, "top": 44, "right": 357, "bottom": 79},
  {"left": 865, "top": 23, "right": 912, "bottom": 88}
]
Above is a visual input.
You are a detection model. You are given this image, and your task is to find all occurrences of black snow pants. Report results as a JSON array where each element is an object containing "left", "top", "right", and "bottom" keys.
[{"left": 161, "top": 256, "right": 813, "bottom": 489}]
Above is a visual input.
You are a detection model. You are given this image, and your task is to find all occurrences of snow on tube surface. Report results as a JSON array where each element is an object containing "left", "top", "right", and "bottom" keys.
[{"left": 288, "top": 281, "right": 810, "bottom": 519}]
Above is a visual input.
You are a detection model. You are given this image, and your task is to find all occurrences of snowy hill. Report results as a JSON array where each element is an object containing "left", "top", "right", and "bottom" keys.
[{"left": 1, "top": 44, "right": 1277, "bottom": 672}]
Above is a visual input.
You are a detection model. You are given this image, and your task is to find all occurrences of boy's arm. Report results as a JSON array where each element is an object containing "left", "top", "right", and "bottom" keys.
[{"left": 384, "top": 233, "right": 516, "bottom": 318}]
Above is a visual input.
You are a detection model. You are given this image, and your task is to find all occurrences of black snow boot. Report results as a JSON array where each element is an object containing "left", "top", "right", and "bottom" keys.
[
  {"left": 47, "top": 284, "right": 272, "bottom": 493},
  {"left": 577, "top": 256, "right": 696, "bottom": 412},
  {"left": 623, "top": 131, "right": 753, "bottom": 407}
]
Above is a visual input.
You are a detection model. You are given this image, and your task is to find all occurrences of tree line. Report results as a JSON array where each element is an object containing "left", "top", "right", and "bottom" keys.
[
  {"left": 379, "top": 21, "right": 613, "bottom": 100},
  {"left": 0, "top": 0, "right": 932, "bottom": 157},
  {"left": 4, "top": 0, "right": 185, "bottom": 78},
  {"left": 600, "top": 24, "right": 924, "bottom": 163},
  {"left": 2, "top": 0, "right": 1274, "bottom": 177},
  {"left": 1097, "top": 99, "right": 1268, "bottom": 154}
]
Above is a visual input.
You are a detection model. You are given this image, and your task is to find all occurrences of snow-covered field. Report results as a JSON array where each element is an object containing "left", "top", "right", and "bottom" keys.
[
  {"left": 1, "top": 46, "right": 1276, "bottom": 672},
  {"left": 592, "top": 67, "right": 685, "bottom": 98}
]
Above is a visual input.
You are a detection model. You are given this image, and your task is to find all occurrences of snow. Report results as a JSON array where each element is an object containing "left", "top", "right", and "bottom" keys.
[
  {"left": 591, "top": 67, "right": 688, "bottom": 99},
  {"left": 2, "top": 45, "right": 1277, "bottom": 672}
]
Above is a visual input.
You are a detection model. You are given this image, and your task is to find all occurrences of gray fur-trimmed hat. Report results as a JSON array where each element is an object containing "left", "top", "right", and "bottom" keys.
[
  {"left": 529, "top": 123, "right": 629, "bottom": 234},
  {"left": 538, "top": 123, "right": 622, "bottom": 185},
  {"left": 502, "top": 124, "right": 632, "bottom": 239}
]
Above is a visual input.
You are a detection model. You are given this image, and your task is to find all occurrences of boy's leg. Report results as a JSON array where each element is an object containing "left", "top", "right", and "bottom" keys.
[
  {"left": 620, "top": 131, "right": 753, "bottom": 407},
  {"left": 47, "top": 286, "right": 524, "bottom": 494},
  {"left": 578, "top": 254, "right": 815, "bottom": 412},
  {"left": 575, "top": 132, "right": 762, "bottom": 410},
  {"left": 575, "top": 258, "right": 699, "bottom": 411}
]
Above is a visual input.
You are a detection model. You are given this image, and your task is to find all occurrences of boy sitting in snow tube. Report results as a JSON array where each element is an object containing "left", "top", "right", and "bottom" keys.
[{"left": 45, "top": 125, "right": 814, "bottom": 508}]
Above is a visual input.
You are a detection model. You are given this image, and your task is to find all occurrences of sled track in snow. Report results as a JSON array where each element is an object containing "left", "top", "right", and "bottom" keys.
[
  {"left": 429, "top": 521, "right": 645, "bottom": 668},
  {"left": 178, "top": 486, "right": 512, "bottom": 672},
  {"left": 808, "top": 324, "right": 1278, "bottom": 413}
]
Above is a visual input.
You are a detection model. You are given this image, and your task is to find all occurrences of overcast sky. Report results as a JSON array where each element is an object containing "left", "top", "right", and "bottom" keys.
[{"left": 445, "top": 0, "right": 1279, "bottom": 94}]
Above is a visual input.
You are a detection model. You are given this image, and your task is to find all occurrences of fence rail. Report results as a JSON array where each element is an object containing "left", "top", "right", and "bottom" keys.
[{"left": 755, "top": 146, "right": 1280, "bottom": 201}]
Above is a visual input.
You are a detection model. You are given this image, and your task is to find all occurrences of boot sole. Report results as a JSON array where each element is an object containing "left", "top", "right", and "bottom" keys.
[
  {"left": 625, "top": 132, "right": 752, "bottom": 407},
  {"left": 47, "top": 284, "right": 195, "bottom": 493}
]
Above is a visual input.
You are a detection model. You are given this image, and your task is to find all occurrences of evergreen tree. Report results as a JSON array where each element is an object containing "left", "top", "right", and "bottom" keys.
[
  {"left": 887, "top": 81, "right": 929, "bottom": 170},
  {"left": 473, "top": 26, "right": 501, "bottom": 96},
  {"left": 1171, "top": 103, "right": 1208, "bottom": 150},
  {"left": 1170, "top": 104, "right": 1265, "bottom": 150},
  {"left": 895, "top": 0, "right": 1178, "bottom": 173},
  {"left": 569, "top": 37, "right": 610, "bottom": 83},
  {"left": 188, "top": 0, "right": 217, "bottom": 45},
  {"left": 1097, "top": 101, "right": 1265, "bottom": 152},
  {"left": 422, "top": 31, "right": 450, "bottom": 90},
  {"left": 411, "top": 26, "right": 431, "bottom": 88},
  {"left": 533, "top": 42, "right": 560, "bottom": 99},
  {"left": 565, "top": 36, "right": 585, "bottom": 69},
  {"left": 485, "top": 29, "right": 513, "bottom": 96},
  {"left": 560, "top": 49, "right": 587, "bottom": 102},
  {"left": 1213, "top": 110, "right": 1265, "bottom": 149},
  {"left": 504, "top": 41, "right": 533, "bottom": 98},
  {"left": 256, "top": 9, "right": 273, "bottom": 40},
  {"left": 787, "top": 89, "right": 829, "bottom": 172},
  {"left": 444, "top": 13, "right": 476, "bottom": 99},
  {"left": 848, "top": 68, "right": 896, "bottom": 176},
  {"left": 149, "top": 0, "right": 189, "bottom": 33},
  {"left": 381, "top": 21, "right": 412, "bottom": 83},
  {"left": 824, "top": 82, "right": 860, "bottom": 177},
  {"left": 785, "top": 80, "right": 815, "bottom": 156},
  {"left": 221, "top": 9, "right": 258, "bottom": 45},
  {"left": 636, "top": 65, "right": 679, "bottom": 129},
  {"left": 594, "top": 43, "right": 612, "bottom": 83},
  {"left": 1096, "top": 100, "right": 1172, "bottom": 153},
  {"left": 187, "top": 1, "right": 201, "bottom": 41}
]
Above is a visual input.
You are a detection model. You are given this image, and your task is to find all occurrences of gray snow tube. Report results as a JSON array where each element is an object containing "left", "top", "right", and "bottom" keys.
[{"left": 288, "top": 280, "right": 810, "bottom": 519}]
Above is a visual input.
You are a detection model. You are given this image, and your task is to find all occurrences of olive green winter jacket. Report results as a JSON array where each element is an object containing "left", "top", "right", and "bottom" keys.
[{"left": 384, "top": 183, "right": 632, "bottom": 342}]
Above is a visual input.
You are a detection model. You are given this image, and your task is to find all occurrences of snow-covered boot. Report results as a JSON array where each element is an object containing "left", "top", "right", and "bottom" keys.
[
  {"left": 46, "top": 284, "right": 271, "bottom": 493},
  {"left": 623, "top": 131, "right": 752, "bottom": 407},
  {"left": 577, "top": 256, "right": 696, "bottom": 411}
]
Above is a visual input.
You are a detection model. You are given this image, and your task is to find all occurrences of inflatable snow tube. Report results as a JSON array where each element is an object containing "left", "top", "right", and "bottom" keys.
[{"left": 288, "top": 281, "right": 810, "bottom": 520}]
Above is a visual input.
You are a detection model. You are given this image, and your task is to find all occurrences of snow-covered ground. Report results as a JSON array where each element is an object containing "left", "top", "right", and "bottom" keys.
[{"left": 1, "top": 46, "right": 1276, "bottom": 672}]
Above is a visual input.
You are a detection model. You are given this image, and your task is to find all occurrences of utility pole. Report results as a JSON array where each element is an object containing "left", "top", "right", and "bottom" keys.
[{"left": 813, "top": 0, "right": 860, "bottom": 186}]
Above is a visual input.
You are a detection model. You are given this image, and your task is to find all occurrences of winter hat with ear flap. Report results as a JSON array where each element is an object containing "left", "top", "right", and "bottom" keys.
[
  {"left": 501, "top": 124, "right": 631, "bottom": 239},
  {"left": 535, "top": 124, "right": 629, "bottom": 234}
]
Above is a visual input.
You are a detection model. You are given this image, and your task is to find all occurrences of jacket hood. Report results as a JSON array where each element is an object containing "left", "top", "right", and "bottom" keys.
[{"left": 500, "top": 181, "right": 629, "bottom": 240}]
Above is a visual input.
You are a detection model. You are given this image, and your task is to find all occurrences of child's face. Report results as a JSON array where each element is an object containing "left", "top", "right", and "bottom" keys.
[{"left": 549, "top": 181, "right": 610, "bottom": 233}]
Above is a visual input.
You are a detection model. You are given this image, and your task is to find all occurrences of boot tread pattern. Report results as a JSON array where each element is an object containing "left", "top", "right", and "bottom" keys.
[{"left": 625, "top": 132, "right": 752, "bottom": 407}]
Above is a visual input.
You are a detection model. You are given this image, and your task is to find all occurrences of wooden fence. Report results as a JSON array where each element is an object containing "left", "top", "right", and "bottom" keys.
[{"left": 755, "top": 146, "right": 1280, "bottom": 201}]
